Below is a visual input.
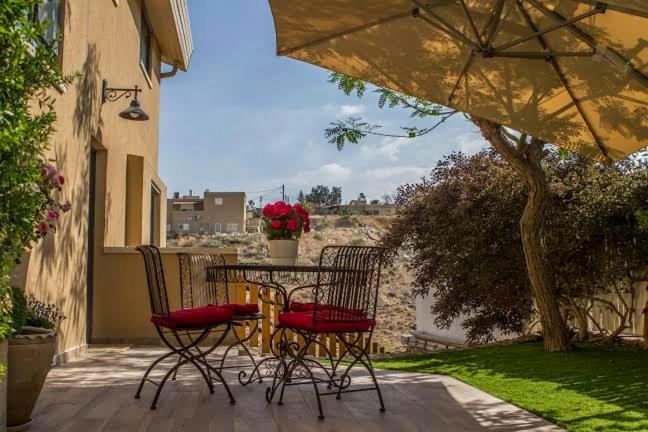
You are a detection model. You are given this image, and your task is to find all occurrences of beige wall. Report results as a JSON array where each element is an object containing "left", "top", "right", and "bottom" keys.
[
  {"left": 92, "top": 247, "right": 238, "bottom": 345},
  {"left": 23, "top": 0, "right": 175, "bottom": 358}
]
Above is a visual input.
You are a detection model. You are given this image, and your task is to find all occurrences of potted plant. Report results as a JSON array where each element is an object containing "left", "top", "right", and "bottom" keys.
[
  {"left": 5, "top": 162, "right": 69, "bottom": 431},
  {"left": 262, "top": 201, "right": 310, "bottom": 265},
  {"left": 7, "top": 288, "right": 64, "bottom": 431}
]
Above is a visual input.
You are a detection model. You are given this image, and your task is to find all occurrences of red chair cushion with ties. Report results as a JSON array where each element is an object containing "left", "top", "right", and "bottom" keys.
[
  {"left": 151, "top": 305, "right": 233, "bottom": 329},
  {"left": 289, "top": 302, "right": 366, "bottom": 318},
  {"left": 289, "top": 302, "right": 329, "bottom": 312},
  {"left": 218, "top": 303, "right": 260, "bottom": 316},
  {"left": 278, "top": 311, "right": 374, "bottom": 333}
]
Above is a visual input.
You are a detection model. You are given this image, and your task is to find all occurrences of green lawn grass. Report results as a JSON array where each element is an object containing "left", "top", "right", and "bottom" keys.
[{"left": 372, "top": 342, "right": 648, "bottom": 432}]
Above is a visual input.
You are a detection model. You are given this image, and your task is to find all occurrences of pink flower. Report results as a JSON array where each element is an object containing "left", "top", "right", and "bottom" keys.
[
  {"left": 46, "top": 209, "right": 59, "bottom": 220},
  {"left": 271, "top": 220, "right": 282, "bottom": 230},
  {"left": 37, "top": 222, "right": 49, "bottom": 235},
  {"left": 60, "top": 201, "right": 72, "bottom": 212},
  {"left": 286, "top": 217, "right": 298, "bottom": 232},
  {"left": 41, "top": 164, "right": 56, "bottom": 178},
  {"left": 57, "top": 175, "right": 65, "bottom": 186}
]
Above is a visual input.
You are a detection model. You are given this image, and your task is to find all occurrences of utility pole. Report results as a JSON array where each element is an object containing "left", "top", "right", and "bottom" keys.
[
  {"left": 259, "top": 195, "right": 263, "bottom": 210},
  {"left": 281, "top": 184, "right": 285, "bottom": 202}
]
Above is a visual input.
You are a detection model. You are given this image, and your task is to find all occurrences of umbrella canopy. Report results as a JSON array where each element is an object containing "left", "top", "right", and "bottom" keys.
[{"left": 268, "top": 0, "right": 648, "bottom": 163}]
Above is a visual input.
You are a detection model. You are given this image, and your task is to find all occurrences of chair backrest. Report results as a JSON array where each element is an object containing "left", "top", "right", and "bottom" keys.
[
  {"left": 178, "top": 253, "right": 230, "bottom": 309},
  {"left": 315, "top": 245, "right": 386, "bottom": 322},
  {"left": 136, "top": 245, "right": 170, "bottom": 317}
]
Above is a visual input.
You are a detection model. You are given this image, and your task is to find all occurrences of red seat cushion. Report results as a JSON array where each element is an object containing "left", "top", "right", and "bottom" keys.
[
  {"left": 278, "top": 311, "right": 374, "bottom": 333},
  {"left": 219, "top": 303, "right": 260, "bottom": 316},
  {"left": 289, "top": 302, "right": 329, "bottom": 312},
  {"left": 151, "top": 306, "right": 233, "bottom": 329},
  {"left": 289, "top": 302, "right": 365, "bottom": 318}
]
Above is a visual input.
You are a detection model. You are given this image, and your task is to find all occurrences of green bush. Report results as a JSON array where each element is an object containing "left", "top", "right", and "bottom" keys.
[
  {"left": 9, "top": 287, "right": 27, "bottom": 334},
  {"left": 25, "top": 297, "right": 65, "bottom": 330},
  {"left": 0, "top": 0, "right": 69, "bottom": 339}
]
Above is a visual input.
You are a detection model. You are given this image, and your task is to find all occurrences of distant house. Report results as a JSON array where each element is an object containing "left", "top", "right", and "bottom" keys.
[{"left": 167, "top": 190, "right": 246, "bottom": 235}]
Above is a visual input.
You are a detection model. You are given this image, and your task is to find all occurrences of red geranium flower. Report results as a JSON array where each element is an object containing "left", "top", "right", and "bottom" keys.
[
  {"left": 271, "top": 220, "right": 282, "bottom": 229},
  {"left": 286, "top": 217, "right": 298, "bottom": 232},
  {"left": 263, "top": 204, "right": 275, "bottom": 218},
  {"left": 303, "top": 222, "right": 311, "bottom": 233}
]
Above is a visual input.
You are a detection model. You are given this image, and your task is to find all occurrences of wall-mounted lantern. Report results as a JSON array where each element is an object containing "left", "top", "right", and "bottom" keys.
[{"left": 101, "top": 79, "right": 150, "bottom": 121}]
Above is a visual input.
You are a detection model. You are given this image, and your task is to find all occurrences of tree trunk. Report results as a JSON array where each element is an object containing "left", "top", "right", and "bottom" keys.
[
  {"left": 471, "top": 116, "right": 572, "bottom": 352},
  {"left": 568, "top": 300, "right": 590, "bottom": 341},
  {"left": 643, "top": 302, "right": 648, "bottom": 348}
]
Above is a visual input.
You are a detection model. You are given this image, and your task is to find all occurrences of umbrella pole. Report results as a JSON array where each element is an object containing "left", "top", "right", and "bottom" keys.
[{"left": 471, "top": 115, "right": 572, "bottom": 352}]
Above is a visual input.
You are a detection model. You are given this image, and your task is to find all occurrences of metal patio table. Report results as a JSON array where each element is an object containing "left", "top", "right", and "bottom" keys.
[{"left": 206, "top": 263, "right": 351, "bottom": 396}]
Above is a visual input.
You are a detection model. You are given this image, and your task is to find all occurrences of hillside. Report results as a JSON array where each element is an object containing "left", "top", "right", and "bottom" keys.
[{"left": 168, "top": 215, "right": 415, "bottom": 351}]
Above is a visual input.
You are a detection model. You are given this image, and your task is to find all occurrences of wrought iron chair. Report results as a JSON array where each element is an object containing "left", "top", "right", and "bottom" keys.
[
  {"left": 269, "top": 245, "right": 387, "bottom": 420},
  {"left": 134, "top": 245, "right": 236, "bottom": 409},
  {"left": 175, "top": 252, "right": 262, "bottom": 378}
]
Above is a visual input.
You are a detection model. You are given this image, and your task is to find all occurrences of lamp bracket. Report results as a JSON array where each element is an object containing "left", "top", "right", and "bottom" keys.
[{"left": 101, "top": 79, "right": 142, "bottom": 104}]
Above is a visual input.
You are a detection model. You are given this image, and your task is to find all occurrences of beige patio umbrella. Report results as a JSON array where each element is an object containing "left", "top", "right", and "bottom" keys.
[{"left": 268, "top": 0, "right": 648, "bottom": 163}]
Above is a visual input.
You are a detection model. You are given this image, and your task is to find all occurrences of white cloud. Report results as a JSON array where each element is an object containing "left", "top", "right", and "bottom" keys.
[
  {"left": 365, "top": 165, "right": 428, "bottom": 179},
  {"left": 322, "top": 104, "right": 366, "bottom": 118},
  {"left": 284, "top": 163, "right": 352, "bottom": 188},
  {"left": 455, "top": 133, "right": 488, "bottom": 155},
  {"left": 318, "top": 163, "right": 352, "bottom": 179},
  {"left": 339, "top": 104, "right": 365, "bottom": 116},
  {"left": 361, "top": 137, "right": 411, "bottom": 161}
]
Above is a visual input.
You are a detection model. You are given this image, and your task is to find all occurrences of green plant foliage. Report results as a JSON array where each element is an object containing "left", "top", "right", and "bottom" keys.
[
  {"left": 0, "top": 0, "right": 69, "bottom": 339},
  {"left": 325, "top": 72, "right": 456, "bottom": 148},
  {"left": 25, "top": 296, "right": 65, "bottom": 330},
  {"left": 9, "top": 287, "right": 27, "bottom": 333},
  {"left": 383, "top": 150, "right": 648, "bottom": 342}
]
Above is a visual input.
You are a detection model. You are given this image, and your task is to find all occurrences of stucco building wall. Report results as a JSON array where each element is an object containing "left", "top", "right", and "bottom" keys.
[{"left": 21, "top": 0, "right": 187, "bottom": 360}]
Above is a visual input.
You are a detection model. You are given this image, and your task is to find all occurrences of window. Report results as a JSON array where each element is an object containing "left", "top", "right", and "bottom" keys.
[
  {"left": 177, "top": 224, "right": 189, "bottom": 231},
  {"left": 214, "top": 198, "right": 223, "bottom": 205},
  {"left": 214, "top": 223, "right": 221, "bottom": 233},
  {"left": 139, "top": 9, "right": 152, "bottom": 74},
  {"left": 150, "top": 183, "right": 161, "bottom": 245},
  {"left": 226, "top": 223, "right": 238, "bottom": 233},
  {"left": 30, "top": 0, "right": 62, "bottom": 52}
]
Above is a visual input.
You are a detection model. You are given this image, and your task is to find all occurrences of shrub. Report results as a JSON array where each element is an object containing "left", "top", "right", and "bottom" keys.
[
  {"left": 9, "top": 287, "right": 27, "bottom": 334},
  {"left": 25, "top": 297, "right": 65, "bottom": 330},
  {"left": 0, "top": 0, "right": 71, "bottom": 339}
]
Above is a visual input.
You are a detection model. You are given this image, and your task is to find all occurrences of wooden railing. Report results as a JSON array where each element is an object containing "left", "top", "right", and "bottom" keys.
[{"left": 232, "top": 283, "right": 386, "bottom": 356}]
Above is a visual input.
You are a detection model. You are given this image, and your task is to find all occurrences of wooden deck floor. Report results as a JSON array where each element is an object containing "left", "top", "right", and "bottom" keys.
[{"left": 32, "top": 346, "right": 563, "bottom": 432}]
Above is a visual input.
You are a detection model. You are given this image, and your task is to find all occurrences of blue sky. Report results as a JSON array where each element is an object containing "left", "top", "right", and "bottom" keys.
[{"left": 159, "top": 1, "right": 487, "bottom": 204}]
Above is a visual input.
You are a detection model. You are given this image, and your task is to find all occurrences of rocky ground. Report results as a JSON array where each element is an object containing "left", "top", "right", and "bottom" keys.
[{"left": 168, "top": 215, "right": 415, "bottom": 351}]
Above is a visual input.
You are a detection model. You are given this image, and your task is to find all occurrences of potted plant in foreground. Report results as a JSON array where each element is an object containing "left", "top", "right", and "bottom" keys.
[
  {"left": 262, "top": 201, "right": 310, "bottom": 265},
  {"left": 7, "top": 288, "right": 64, "bottom": 431}
]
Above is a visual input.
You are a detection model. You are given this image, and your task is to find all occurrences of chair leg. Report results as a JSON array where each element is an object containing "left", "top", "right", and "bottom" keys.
[
  {"left": 337, "top": 332, "right": 385, "bottom": 413},
  {"left": 171, "top": 331, "right": 214, "bottom": 394},
  {"left": 218, "top": 320, "right": 259, "bottom": 375},
  {"left": 141, "top": 325, "right": 235, "bottom": 410},
  {"left": 135, "top": 350, "right": 175, "bottom": 399}
]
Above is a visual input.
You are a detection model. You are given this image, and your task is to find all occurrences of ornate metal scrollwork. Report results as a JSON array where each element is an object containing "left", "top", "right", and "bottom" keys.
[{"left": 101, "top": 79, "right": 142, "bottom": 104}]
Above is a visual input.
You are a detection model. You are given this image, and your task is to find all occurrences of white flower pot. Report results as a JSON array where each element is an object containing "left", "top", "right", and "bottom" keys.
[{"left": 268, "top": 240, "right": 298, "bottom": 265}]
